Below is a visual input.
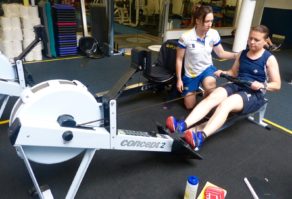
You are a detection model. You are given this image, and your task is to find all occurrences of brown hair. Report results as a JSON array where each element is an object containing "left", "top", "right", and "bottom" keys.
[
  {"left": 191, "top": 4, "right": 213, "bottom": 26},
  {"left": 251, "top": 25, "right": 270, "bottom": 39}
]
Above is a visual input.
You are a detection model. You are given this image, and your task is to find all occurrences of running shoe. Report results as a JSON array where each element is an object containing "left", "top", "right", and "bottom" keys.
[
  {"left": 184, "top": 130, "right": 206, "bottom": 151},
  {"left": 165, "top": 116, "right": 186, "bottom": 133}
]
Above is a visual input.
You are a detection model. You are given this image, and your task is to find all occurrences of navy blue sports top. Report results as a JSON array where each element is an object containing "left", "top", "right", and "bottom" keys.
[{"left": 238, "top": 49, "right": 272, "bottom": 83}]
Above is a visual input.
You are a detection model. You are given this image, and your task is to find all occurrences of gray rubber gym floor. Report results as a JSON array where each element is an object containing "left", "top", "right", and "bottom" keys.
[{"left": 0, "top": 51, "right": 291, "bottom": 198}]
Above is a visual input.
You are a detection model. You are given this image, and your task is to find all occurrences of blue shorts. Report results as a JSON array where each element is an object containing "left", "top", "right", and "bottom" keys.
[
  {"left": 222, "top": 83, "right": 266, "bottom": 114},
  {"left": 182, "top": 65, "right": 217, "bottom": 96}
]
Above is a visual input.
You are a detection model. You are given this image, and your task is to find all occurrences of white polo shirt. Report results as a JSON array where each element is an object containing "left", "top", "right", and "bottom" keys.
[{"left": 178, "top": 28, "right": 221, "bottom": 78}]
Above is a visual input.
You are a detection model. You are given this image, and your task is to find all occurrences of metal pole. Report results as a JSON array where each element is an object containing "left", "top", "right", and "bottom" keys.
[
  {"left": 107, "top": 0, "right": 115, "bottom": 56},
  {"left": 159, "top": 0, "right": 170, "bottom": 37},
  {"left": 80, "top": 0, "right": 89, "bottom": 37}
]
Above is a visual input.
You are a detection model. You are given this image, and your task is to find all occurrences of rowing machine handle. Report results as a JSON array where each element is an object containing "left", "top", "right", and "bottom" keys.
[{"left": 220, "top": 73, "right": 252, "bottom": 87}]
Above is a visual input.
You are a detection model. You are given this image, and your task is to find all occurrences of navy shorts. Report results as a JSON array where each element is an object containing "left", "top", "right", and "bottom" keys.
[
  {"left": 182, "top": 65, "right": 217, "bottom": 96},
  {"left": 222, "top": 83, "right": 266, "bottom": 114}
]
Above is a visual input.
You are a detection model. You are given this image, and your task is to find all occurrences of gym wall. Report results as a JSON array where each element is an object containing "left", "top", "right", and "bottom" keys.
[
  {"left": 261, "top": 7, "right": 292, "bottom": 48},
  {"left": 251, "top": 0, "right": 292, "bottom": 48}
]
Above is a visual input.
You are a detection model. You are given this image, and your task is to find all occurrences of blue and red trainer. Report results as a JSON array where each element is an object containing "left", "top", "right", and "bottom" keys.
[
  {"left": 184, "top": 130, "right": 206, "bottom": 151},
  {"left": 166, "top": 116, "right": 187, "bottom": 133}
]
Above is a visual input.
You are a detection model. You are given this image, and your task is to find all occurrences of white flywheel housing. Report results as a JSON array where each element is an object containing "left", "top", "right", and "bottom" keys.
[
  {"left": 9, "top": 79, "right": 104, "bottom": 164},
  {"left": 0, "top": 52, "right": 16, "bottom": 80}
]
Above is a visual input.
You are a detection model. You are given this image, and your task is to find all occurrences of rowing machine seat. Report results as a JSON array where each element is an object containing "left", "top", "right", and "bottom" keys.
[{"left": 143, "top": 40, "right": 178, "bottom": 83}]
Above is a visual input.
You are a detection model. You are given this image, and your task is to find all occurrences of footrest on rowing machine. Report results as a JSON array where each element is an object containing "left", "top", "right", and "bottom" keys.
[
  {"left": 156, "top": 123, "right": 203, "bottom": 159},
  {"left": 169, "top": 132, "right": 203, "bottom": 159}
]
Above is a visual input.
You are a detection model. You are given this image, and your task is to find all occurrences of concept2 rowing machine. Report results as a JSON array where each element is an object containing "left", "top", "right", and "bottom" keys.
[{"left": 8, "top": 57, "right": 202, "bottom": 199}]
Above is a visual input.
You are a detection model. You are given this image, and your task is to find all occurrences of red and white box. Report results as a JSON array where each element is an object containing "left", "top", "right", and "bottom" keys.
[
  {"left": 204, "top": 186, "right": 225, "bottom": 199},
  {"left": 197, "top": 181, "right": 227, "bottom": 199}
]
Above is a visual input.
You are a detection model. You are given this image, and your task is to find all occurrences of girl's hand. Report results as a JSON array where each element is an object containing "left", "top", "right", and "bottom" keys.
[
  {"left": 251, "top": 81, "right": 265, "bottom": 91},
  {"left": 176, "top": 79, "right": 184, "bottom": 93},
  {"left": 214, "top": 70, "right": 224, "bottom": 78}
]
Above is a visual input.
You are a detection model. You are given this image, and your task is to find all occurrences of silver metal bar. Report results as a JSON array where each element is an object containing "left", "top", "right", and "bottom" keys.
[
  {"left": 80, "top": 0, "right": 89, "bottom": 36},
  {"left": 16, "top": 60, "right": 26, "bottom": 89},
  {"left": 107, "top": 0, "right": 114, "bottom": 55},
  {"left": 16, "top": 145, "right": 45, "bottom": 199},
  {"left": 65, "top": 149, "right": 96, "bottom": 199},
  {"left": 0, "top": 95, "right": 9, "bottom": 119}
]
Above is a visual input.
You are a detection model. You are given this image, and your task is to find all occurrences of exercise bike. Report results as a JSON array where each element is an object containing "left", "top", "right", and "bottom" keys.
[
  {"left": 0, "top": 25, "right": 46, "bottom": 119},
  {"left": 8, "top": 48, "right": 202, "bottom": 199}
]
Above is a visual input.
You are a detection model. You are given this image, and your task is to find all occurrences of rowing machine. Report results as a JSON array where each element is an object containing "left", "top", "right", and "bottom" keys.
[
  {"left": 0, "top": 25, "right": 46, "bottom": 119},
  {"left": 8, "top": 61, "right": 202, "bottom": 198}
]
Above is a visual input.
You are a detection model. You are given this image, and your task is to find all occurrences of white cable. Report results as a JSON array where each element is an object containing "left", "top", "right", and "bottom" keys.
[{"left": 244, "top": 177, "right": 259, "bottom": 199}]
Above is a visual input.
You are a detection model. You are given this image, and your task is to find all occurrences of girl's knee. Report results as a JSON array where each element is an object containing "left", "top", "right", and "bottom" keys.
[
  {"left": 184, "top": 93, "right": 197, "bottom": 109},
  {"left": 217, "top": 100, "right": 230, "bottom": 110},
  {"left": 184, "top": 99, "right": 196, "bottom": 110},
  {"left": 203, "top": 77, "right": 216, "bottom": 91},
  {"left": 218, "top": 97, "right": 242, "bottom": 112}
]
